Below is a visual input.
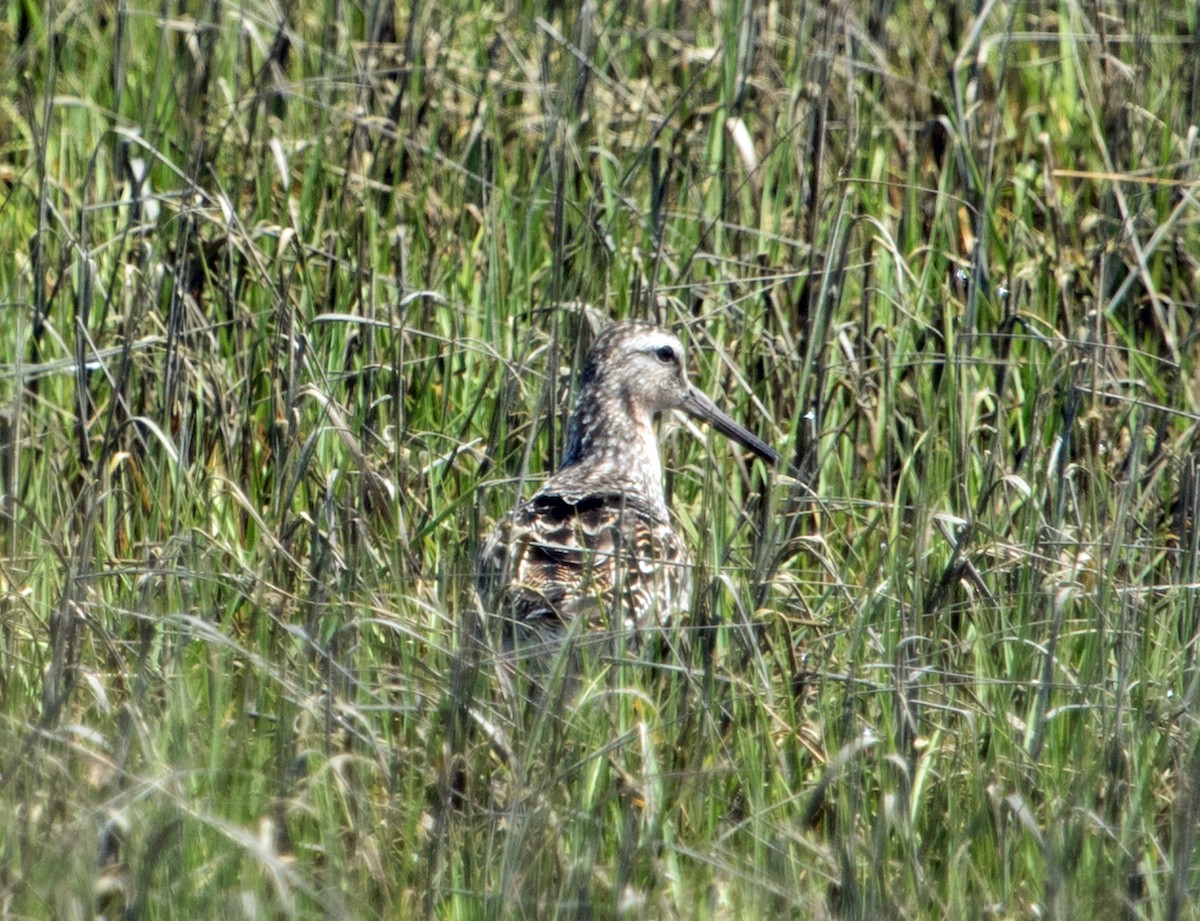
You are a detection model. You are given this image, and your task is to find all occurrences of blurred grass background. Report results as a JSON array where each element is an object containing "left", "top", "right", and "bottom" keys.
[{"left": 2, "top": 0, "right": 1200, "bottom": 918}]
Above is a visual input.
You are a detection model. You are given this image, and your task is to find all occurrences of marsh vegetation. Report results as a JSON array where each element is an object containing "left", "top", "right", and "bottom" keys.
[{"left": 2, "top": 1, "right": 1199, "bottom": 917}]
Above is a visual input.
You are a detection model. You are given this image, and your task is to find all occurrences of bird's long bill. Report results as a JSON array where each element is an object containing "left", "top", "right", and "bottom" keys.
[{"left": 681, "top": 385, "right": 778, "bottom": 466}]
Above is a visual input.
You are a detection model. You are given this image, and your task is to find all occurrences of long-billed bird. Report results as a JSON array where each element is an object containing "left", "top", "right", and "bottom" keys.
[{"left": 477, "top": 321, "right": 777, "bottom": 660}]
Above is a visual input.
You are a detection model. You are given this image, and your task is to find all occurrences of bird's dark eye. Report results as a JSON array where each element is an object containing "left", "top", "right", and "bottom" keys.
[{"left": 655, "top": 345, "right": 676, "bottom": 363}]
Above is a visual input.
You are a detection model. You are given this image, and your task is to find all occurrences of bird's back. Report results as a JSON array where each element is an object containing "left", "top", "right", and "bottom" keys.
[{"left": 477, "top": 485, "right": 693, "bottom": 654}]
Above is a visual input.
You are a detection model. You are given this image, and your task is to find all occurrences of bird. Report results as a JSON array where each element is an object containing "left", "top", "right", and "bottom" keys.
[{"left": 477, "top": 320, "right": 777, "bottom": 662}]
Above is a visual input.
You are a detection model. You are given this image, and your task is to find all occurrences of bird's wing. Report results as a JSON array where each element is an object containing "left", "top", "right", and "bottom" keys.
[{"left": 478, "top": 491, "right": 687, "bottom": 635}]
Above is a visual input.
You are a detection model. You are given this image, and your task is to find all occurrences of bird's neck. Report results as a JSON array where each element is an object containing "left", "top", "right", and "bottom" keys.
[{"left": 554, "top": 386, "right": 669, "bottom": 518}]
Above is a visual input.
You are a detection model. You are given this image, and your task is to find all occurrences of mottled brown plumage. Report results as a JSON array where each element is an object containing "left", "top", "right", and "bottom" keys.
[{"left": 478, "top": 321, "right": 776, "bottom": 658}]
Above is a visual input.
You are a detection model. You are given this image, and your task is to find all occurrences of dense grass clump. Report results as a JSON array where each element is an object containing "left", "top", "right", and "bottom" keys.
[{"left": 2, "top": 0, "right": 1199, "bottom": 917}]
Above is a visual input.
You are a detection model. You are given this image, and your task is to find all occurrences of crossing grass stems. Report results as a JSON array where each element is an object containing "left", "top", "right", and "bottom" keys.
[{"left": 1, "top": 1, "right": 1199, "bottom": 918}]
